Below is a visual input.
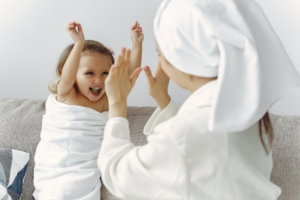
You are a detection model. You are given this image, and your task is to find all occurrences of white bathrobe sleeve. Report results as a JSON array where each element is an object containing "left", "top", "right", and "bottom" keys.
[
  {"left": 98, "top": 101, "right": 186, "bottom": 200},
  {"left": 143, "top": 100, "right": 179, "bottom": 135}
]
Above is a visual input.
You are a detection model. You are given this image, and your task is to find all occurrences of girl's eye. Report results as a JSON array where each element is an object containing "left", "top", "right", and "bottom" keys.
[
  {"left": 86, "top": 72, "right": 94, "bottom": 75},
  {"left": 103, "top": 72, "right": 109, "bottom": 75}
]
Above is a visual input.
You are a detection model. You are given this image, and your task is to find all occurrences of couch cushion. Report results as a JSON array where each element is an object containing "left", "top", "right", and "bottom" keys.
[
  {"left": 0, "top": 98, "right": 45, "bottom": 200},
  {"left": 270, "top": 113, "right": 300, "bottom": 200},
  {"left": 3, "top": 98, "right": 299, "bottom": 200},
  {"left": 0, "top": 148, "right": 30, "bottom": 200},
  {"left": 0, "top": 98, "right": 155, "bottom": 200}
]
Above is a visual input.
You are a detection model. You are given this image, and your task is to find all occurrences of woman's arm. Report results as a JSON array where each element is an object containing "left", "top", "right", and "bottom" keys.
[
  {"left": 57, "top": 22, "right": 85, "bottom": 100},
  {"left": 98, "top": 117, "right": 187, "bottom": 199},
  {"left": 142, "top": 62, "right": 181, "bottom": 135},
  {"left": 105, "top": 47, "right": 142, "bottom": 119},
  {"left": 143, "top": 63, "right": 170, "bottom": 110},
  {"left": 143, "top": 99, "right": 179, "bottom": 135},
  {"left": 102, "top": 48, "right": 185, "bottom": 199}
]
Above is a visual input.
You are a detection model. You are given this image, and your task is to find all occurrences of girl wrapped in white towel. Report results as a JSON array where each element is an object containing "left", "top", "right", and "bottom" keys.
[{"left": 33, "top": 21, "right": 143, "bottom": 200}]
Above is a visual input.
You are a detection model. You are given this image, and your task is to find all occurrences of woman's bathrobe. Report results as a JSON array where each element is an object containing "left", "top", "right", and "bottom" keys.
[
  {"left": 98, "top": 80, "right": 281, "bottom": 200},
  {"left": 33, "top": 94, "right": 108, "bottom": 200}
]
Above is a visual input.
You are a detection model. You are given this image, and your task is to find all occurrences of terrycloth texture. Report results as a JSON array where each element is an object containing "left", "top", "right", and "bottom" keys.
[
  {"left": 100, "top": 106, "right": 153, "bottom": 200},
  {"left": 270, "top": 113, "right": 300, "bottom": 200},
  {"left": 0, "top": 148, "right": 29, "bottom": 200},
  {"left": 154, "top": 0, "right": 300, "bottom": 132},
  {"left": 1, "top": 98, "right": 300, "bottom": 199},
  {"left": 33, "top": 94, "right": 108, "bottom": 200},
  {"left": 0, "top": 98, "right": 154, "bottom": 200},
  {"left": 99, "top": 81, "right": 281, "bottom": 200}
]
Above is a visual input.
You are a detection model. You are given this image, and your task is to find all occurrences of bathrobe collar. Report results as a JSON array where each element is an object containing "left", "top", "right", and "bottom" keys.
[{"left": 178, "top": 79, "right": 217, "bottom": 115}]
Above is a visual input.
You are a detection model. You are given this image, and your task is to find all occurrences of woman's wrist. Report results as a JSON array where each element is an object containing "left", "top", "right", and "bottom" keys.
[
  {"left": 108, "top": 100, "right": 127, "bottom": 119},
  {"left": 155, "top": 94, "right": 171, "bottom": 110}
]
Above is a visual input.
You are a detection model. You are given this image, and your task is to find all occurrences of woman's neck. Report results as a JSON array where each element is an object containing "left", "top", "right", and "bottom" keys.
[{"left": 186, "top": 76, "right": 217, "bottom": 93}]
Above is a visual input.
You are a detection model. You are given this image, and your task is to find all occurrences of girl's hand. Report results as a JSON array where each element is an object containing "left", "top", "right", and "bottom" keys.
[
  {"left": 66, "top": 22, "right": 85, "bottom": 44},
  {"left": 144, "top": 62, "right": 170, "bottom": 110},
  {"left": 105, "top": 48, "right": 143, "bottom": 118},
  {"left": 130, "top": 21, "right": 144, "bottom": 45}
]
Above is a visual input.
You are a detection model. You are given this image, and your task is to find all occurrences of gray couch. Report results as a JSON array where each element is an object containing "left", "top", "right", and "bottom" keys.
[{"left": 0, "top": 98, "right": 299, "bottom": 200}]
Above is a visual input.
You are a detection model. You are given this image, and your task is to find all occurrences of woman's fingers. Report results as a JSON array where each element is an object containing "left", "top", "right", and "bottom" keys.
[
  {"left": 109, "top": 65, "right": 116, "bottom": 76},
  {"left": 105, "top": 47, "right": 140, "bottom": 105},
  {"left": 114, "top": 47, "right": 126, "bottom": 69},
  {"left": 114, "top": 47, "right": 131, "bottom": 73},
  {"left": 144, "top": 66, "right": 155, "bottom": 86},
  {"left": 124, "top": 49, "right": 131, "bottom": 71},
  {"left": 130, "top": 67, "right": 143, "bottom": 86}
]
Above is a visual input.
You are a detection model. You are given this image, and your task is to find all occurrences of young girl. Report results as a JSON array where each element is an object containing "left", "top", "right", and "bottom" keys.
[
  {"left": 97, "top": 0, "right": 300, "bottom": 199},
  {"left": 33, "top": 21, "right": 143, "bottom": 199}
]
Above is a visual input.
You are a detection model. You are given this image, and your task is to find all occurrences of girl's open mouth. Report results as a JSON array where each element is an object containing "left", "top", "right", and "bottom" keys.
[{"left": 90, "top": 87, "right": 102, "bottom": 94}]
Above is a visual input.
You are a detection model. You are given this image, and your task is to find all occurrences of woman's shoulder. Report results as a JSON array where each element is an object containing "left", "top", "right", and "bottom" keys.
[
  {"left": 149, "top": 106, "right": 213, "bottom": 143},
  {"left": 174, "top": 105, "right": 211, "bottom": 129}
]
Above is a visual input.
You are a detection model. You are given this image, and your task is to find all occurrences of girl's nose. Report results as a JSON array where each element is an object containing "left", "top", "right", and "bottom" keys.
[{"left": 94, "top": 78, "right": 104, "bottom": 86}]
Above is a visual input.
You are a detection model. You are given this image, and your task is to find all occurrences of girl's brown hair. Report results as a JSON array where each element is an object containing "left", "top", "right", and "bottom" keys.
[
  {"left": 259, "top": 112, "right": 274, "bottom": 154},
  {"left": 48, "top": 40, "right": 115, "bottom": 94}
]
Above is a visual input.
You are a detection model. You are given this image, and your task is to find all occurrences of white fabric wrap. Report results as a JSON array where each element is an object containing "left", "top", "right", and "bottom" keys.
[
  {"left": 33, "top": 94, "right": 108, "bottom": 200},
  {"left": 154, "top": 0, "right": 300, "bottom": 132}
]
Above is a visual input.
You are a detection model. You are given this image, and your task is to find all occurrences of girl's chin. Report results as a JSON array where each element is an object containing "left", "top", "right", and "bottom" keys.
[{"left": 89, "top": 91, "right": 105, "bottom": 101}]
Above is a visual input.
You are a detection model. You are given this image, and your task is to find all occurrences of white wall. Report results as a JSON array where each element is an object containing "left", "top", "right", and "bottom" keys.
[{"left": 0, "top": 0, "right": 299, "bottom": 115}]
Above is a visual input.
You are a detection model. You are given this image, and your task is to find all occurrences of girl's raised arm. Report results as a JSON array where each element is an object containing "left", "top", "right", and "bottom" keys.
[
  {"left": 128, "top": 21, "right": 144, "bottom": 76},
  {"left": 57, "top": 22, "right": 85, "bottom": 100}
]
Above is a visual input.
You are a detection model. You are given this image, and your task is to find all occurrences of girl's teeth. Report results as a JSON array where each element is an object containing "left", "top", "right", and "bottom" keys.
[{"left": 90, "top": 88, "right": 101, "bottom": 94}]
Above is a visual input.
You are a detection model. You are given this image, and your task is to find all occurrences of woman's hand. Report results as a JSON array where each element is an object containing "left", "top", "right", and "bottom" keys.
[
  {"left": 66, "top": 22, "right": 85, "bottom": 44},
  {"left": 144, "top": 62, "right": 170, "bottom": 110},
  {"left": 105, "top": 47, "right": 143, "bottom": 119}
]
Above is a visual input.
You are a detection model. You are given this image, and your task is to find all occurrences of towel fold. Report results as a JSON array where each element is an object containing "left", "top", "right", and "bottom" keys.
[
  {"left": 33, "top": 94, "right": 108, "bottom": 200},
  {"left": 154, "top": 0, "right": 300, "bottom": 132}
]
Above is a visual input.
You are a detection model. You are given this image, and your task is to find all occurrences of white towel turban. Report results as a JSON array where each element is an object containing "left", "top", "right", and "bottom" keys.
[{"left": 154, "top": 0, "right": 300, "bottom": 132}]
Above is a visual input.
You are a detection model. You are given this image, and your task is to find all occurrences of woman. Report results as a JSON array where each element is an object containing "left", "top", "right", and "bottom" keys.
[{"left": 98, "top": 0, "right": 300, "bottom": 199}]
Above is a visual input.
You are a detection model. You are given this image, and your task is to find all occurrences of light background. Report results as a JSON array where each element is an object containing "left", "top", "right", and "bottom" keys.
[{"left": 0, "top": 0, "right": 300, "bottom": 115}]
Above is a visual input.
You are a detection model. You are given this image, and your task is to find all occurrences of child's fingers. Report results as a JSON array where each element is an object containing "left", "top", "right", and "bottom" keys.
[
  {"left": 133, "top": 27, "right": 143, "bottom": 34},
  {"left": 67, "top": 25, "right": 74, "bottom": 30},
  {"left": 144, "top": 66, "right": 155, "bottom": 86},
  {"left": 131, "top": 21, "right": 138, "bottom": 31},
  {"left": 77, "top": 23, "right": 83, "bottom": 32},
  {"left": 67, "top": 21, "right": 76, "bottom": 27},
  {"left": 67, "top": 27, "right": 75, "bottom": 33},
  {"left": 66, "top": 24, "right": 75, "bottom": 30},
  {"left": 68, "top": 21, "right": 76, "bottom": 25}
]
